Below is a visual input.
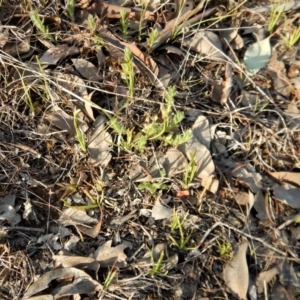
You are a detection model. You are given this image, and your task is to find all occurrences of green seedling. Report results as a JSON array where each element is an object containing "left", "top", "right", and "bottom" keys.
[
  {"left": 87, "top": 15, "right": 98, "bottom": 33},
  {"left": 138, "top": 1, "right": 147, "bottom": 42},
  {"left": 120, "top": 9, "right": 129, "bottom": 36},
  {"left": 169, "top": 210, "right": 193, "bottom": 250},
  {"left": 267, "top": 0, "right": 285, "bottom": 32},
  {"left": 109, "top": 117, "right": 134, "bottom": 152},
  {"left": 20, "top": 77, "right": 35, "bottom": 116},
  {"left": 183, "top": 151, "right": 197, "bottom": 188},
  {"left": 148, "top": 249, "right": 168, "bottom": 277},
  {"left": 109, "top": 86, "right": 191, "bottom": 153},
  {"left": 283, "top": 25, "right": 300, "bottom": 48},
  {"left": 66, "top": 0, "right": 75, "bottom": 21},
  {"left": 146, "top": 28, "right": 159, "bottom": 52},
  {"left": 103, "top": 268, "right": 117, "bottom": 290},
  {"left": 142, "top": 86, "right": 192, "bottom": 145},
  {"left": 121, "top": 48, "right": 135, "bottom": 101},
  {"left": 217, "top": 240, "right": 232, "bottom": 259},
  {"left": 30, "top": 10, "right": 55, "bottom": 41},
  {"left": 170, "top": 209, "right": 189, "bottom": 232},
  {"left": 73, "top": 109, "right": 87, "bottom": 153},
  {"left": 138, "top": 181, "right": 168, "bottom": 195}
]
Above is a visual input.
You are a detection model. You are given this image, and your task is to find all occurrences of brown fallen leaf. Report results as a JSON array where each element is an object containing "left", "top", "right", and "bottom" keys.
[
  {"left": 223, "top": 240, "right": 249, "bottom": 300},
  {"left": 267, "top": 50, "right": 292, "bottom": 97},
  {"left": 211, "top": 63, "right": 233, "bottom": 105},
  {"left": 101, "top": 27, "right": 159, "bottom": 84},
  {"left": 86, "top": 0, "right": 155, "bottom": 21},
  {"left": 269, "top": 171, "right": 300, "bottom": 187},
  {"left": 53, "top": 255, "right": 100, "bottom": 275},
  {"left": 148, "top": 2, "right": 217, "bottom": 53},
  {"left": 40, "top": 44, "right": 79, "bottom": 65},
  {"left": 184, "top": 30, "right": 225, "bottom": 61},
  {"left": 94, "top": 240, "right": 132, "bottom": 268},
  {"left": 23, "top": 267, "right": 102, "bottom": 298}
]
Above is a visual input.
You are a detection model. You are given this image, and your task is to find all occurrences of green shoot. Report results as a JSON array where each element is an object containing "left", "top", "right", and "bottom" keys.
[
  {"left": 146, "top": 28, "right": 159, "bottom": 52},
  {"left": 170, "top": 209, "right": 189, "bottom": 232},
  {"left": 120, "top": 9, "right": 129, "bottom": 36},
  {"left": 20, "top": 79, "right": 35, "bottom": 116},
  {"left": 87, "top": 15, "right": 98, "bottom": 34},
  {"left": 267, "top": 0, "right": 285, "bottom": 32},
  {"left": 73, "top": 109, "right": 87, "bottom": 153},
  {"left": 66, "top": 0, "right": 75, "bottom": 21},
  {"left": 169, "top": 210, "right": 193, "bottom": 250},
  {"left": 183, "top": 152, "right": 197, "bottom": 187},
  {"left": 103, "top": 268, "right": 117, "bottom": 290},
  {"left": 121, "top": 48, "right": 135, "bottom": 101},
  {"left": 109, "top": 86, "right": 191, "bottom": 153},
  {"left": 138, "top": 1, "right": 147, "bottom": 42},
  {"left": 30, "top": 10, "right": 54, "bottom": 41},
  {"left": 138, "top": 181, "right": 168, "bottom": 195},
  {"left": 148, "top": 249, "right": 167, "bottom": 276},
  {"left": 283, "top": 25, "right": 300, "bottom": 48},
  {"left": 217, "top": 240, "right": 232, "bottom": 259}
]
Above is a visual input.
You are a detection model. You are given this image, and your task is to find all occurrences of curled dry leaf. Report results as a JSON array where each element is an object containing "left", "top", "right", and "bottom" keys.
[
  {"left": 211, "top": 63, "right": 233, "bottom": 105},
  {"left": 94, "top": 240, "right": 132, "bottom": 268},
  {"left": 269, "top": 171, "right": 300, "bottom": 187},
  {"left": 53, "top": 255, "right": 100, "bottom": 274},
  {"left": 253, "top": 190, "right": 269, "bottom": 220},
  {"left": 72, "top": 58, "right": 99, "bottom": 81},
  {"left": 192, "top": 115, "right": 212, "bottom": 150},
  {"left": 223, "top": 240, "right": 249, "bottom": 300},
  {"left": 58, "top": 208, "right": 98, "bottom": 227},
  {"left": 256, "top": 266, "right": 278, "bottom": 294},
  {"left": 267, "top": 50, "right": 292, "bottom": 97},
  {"left": 151, "top": 196, "right": 173, "bottom": 220},
  {"left": 40, "top": 44, "right": 79, "bottom": 65},
  {"left": 23, "top": 267, "right": 102, "bottom": 298},
  {"left": 273, "top": 184, "right": 300, "bottom": 209},
  {"left": 219, "top": 26, "right": 238, "bottom": 49},
  {"left": 231, "top": 162, "right": 262, "bottom": 193},
  {"left": 87, "top": 115, "right": 112, "bottom": 167},
  {"left": 235, "top": 190, "right": 254, "bottom": 208},
  {"left": 55, "top": 73, "right": 89, "bottom": 99},
  {"left": 183, "top": 30, "right": 225, "bottom": 61},
  {"left": 162, "top": 148, "right": 188, "bottom": 177}
]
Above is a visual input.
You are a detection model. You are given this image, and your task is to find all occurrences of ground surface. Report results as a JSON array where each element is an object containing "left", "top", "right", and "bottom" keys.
[{"left": 1, "top": 0, "right": 300, "bottom": 299}]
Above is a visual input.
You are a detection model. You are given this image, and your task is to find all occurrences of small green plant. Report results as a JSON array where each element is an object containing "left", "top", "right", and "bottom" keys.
[
  {"left": 142, "top": 86, "right": 192, "bottom": 145},
  {"left": 109, "top": 86, "right": 192, "bottom": 153},
  {"left": 169, "top": 210, "right": 193, "bottom": 250},
  {"left": 148, "top": 249, "right": 167, "bottom": 276},
  {"left": 103, "top": 268, "right": 117, "bottom": 290},
  {"left": 120, "top": 9, "right": 129, "bottom": 36},
  {"left": 87, "top": 15, "right": 98, "bottom": 33},
  {"left": 29, "top": 10, "right": 55, "bottom": 41},
  {"left": 20, "top": 79, "right": 35, "bottom": 115},
  {"left": 283, "top": 25, "right": 300, "bottom": 48},
  {"left": 138, "top": 1, "right": 148, "bottom": 42},
  {"left": 121, "top": 48, "right": 135, "bottom": 101},
  {"left": 146, "top": 28, "right": 159, "bottom": 52},
  {"left": 267, "top": 0, "right": 285, "bottom": 32},
  {"left": 73, "top": 109, "right": 87, "bottom": 153},
  {"left": 138, "top": 181, "right": 168, "bottom": 195},
  {"left": 217, "top": 240, "right": 232, "bottom": 259},
  {"left": 66, "top": 0, "right": 75, "bottom": 21},
  {"left": 183, "top": 152, "right": 197, "bottom": 188}
]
